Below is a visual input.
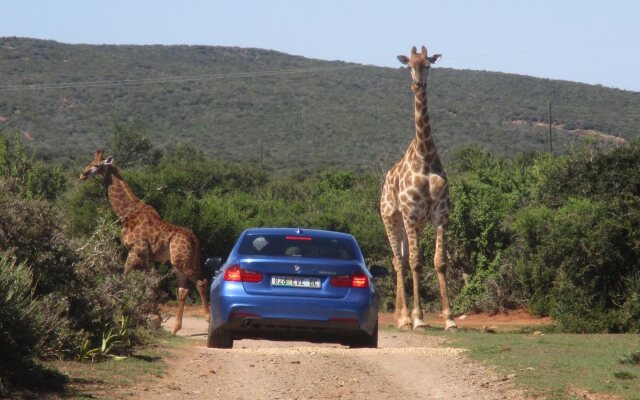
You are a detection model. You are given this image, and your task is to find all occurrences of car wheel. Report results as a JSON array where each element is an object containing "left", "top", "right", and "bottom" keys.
[
  {"left": 207, "top": 320, "right": 233, "bottom": 349},
  {"left": 349, "top": 319, "right": 378, "bottom": 349}
]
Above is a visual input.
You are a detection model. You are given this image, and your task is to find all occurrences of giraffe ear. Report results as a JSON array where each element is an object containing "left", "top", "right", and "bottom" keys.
[
  {"left": 104, "top": 156, "right": 114, "bottom": 165},
  {"left": 397, "top": 55, "right": 410, "bottom": 65},
  {"left": 428, "top": 54, "right": 442, "bottom": 64}
]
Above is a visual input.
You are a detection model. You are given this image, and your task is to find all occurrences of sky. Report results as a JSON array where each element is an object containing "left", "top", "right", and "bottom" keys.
[{"left": 2, "top": 0, "right": 639, "bottom": 91}]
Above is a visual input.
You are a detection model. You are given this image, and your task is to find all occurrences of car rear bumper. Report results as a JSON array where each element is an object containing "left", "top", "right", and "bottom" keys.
[
  {"left": 210, "top": 289, "right": 378, "bottom": 337},
  {"left": 226, "top": 315, "right": 360, "bottom": 330}
]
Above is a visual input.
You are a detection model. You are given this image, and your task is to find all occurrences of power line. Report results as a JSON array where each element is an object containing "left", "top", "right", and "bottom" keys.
[{"left": 0, "top": 64, "right": 366, "bottom": 92}]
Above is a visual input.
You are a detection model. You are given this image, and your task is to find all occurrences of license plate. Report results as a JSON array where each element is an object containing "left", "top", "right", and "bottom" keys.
[{"left": 271, "top": 275, "right": 321, "bottom": 289}]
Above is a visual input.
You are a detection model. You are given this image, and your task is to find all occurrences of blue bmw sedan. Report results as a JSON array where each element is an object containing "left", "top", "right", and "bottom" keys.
[{"left": 207, "top": 228, "right": 388, "bottom": 349}]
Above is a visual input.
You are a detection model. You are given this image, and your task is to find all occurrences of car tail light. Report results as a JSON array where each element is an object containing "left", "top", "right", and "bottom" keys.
[
  {"left": 330, "top": 274, "right": 369, "bottom": 288},
  {"left": 330, "top": 275, "right": 351, "bottom": 287},
  {"left": 224, "top": 265, "right": 263, "bottom": 283},
  {"left": 352, "top": 274, "right": 368, "bottom": 288}
]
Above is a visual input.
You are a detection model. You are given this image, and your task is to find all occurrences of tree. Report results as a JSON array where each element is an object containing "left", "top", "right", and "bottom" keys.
[{"left": 107, "top": 123, "right": 156, "bottom": 168}]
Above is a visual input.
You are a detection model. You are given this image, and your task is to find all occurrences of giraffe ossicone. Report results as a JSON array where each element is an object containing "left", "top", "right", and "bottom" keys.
[{"left": 380, "top": 45, "right": 457, "bottom": 332}]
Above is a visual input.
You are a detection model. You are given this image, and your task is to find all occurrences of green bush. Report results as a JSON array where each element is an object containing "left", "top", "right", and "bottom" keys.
[
  {"left": 514, "top": 197, "right": 639, "bottom": 332},
  {"left": 443, "top": 143, "right": 640, "bottom": 333},
  {"left": 60, "top": 177, "right": 110, "bottom": 237},
  {"left": 617, "top": 271, "right": 640, "bottom": 333},
  {"left": 0, "top": 256, "right": 42, "bottom": 381},
  {"left": 512, "top": 206, "right": 556, "bottom": 315},
  {"left": 445, "top": 147, "right": 532, "bottom": 314},
  {"left": 0, "top": 255, "right": 69, "bottom": 394},
  {"left": 108, "top": 123, "right": 157, "bottom": 168},
  {"left": 71, "top": 216, "right": 163, "bottom": 348},
  {"left": 0, "top": 132, "right": 67, "bottom": 201},
  {"left": 0, "top": 181, "right": 77, "bottom": 295}
]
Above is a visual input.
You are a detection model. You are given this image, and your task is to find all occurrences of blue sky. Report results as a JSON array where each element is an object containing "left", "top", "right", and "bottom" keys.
[{"left": 2, "top": 0, "right": 639, "bottom": 91}]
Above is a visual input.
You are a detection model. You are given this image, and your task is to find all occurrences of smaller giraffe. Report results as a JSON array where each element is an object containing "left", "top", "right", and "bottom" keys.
[{"left": 80, "top": 150, "right": 209, "bottom": 334}]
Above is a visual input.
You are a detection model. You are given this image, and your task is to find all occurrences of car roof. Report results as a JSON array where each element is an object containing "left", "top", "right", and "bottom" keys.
[{"left": 242, "top": 227, "right": 355, "bottom": 241}]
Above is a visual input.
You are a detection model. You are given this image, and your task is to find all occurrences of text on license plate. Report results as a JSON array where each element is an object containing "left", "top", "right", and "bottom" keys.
[{"left": 271, "top": 275, "right": 321, "bottom": 289}]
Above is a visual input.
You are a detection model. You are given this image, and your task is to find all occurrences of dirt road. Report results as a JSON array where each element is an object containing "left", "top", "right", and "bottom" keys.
[{"left": 123, "top": 308, "right": 527, "bottom": 400}]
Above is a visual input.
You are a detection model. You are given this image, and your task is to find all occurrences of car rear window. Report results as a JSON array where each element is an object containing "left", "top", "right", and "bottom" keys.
[{"left": 238, "top": 234, "right": 358, "bottom": 260}]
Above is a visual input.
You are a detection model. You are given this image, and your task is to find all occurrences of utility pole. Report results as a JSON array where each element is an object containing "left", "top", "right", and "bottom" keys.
[{"left": 548, "top": 98, "right": 553, "bottom": 154}]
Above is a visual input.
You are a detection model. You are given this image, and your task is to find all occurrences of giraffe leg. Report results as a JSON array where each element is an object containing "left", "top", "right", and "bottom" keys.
[
  {"left": 123, "top": 250, "right": 147, "bottom": 275},
  {"left": 405, "top": 222, "right": 427, "bottom": 330},
  {"left": 196, "top": 278, "right": 210, "bottom": 322},
  {"left": 172, "top": 287, "right": 189, "bottom": 335},
  {"left": 382, "top": 212, "right": 411, "bottom": 329},
  {"left": 434, "top": 225, "right": 457, "bottom": 331},
  {"left": 393, "top": 255, "right": 411, "bottom": 329}
]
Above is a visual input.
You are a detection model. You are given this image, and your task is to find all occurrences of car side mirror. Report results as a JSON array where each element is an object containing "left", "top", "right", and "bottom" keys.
[
  {"left": 204, "top": 257, "right": 223, "bottom": 276},
  {"left": 369, "top": 265, "right": 390, "bottom": 278}
]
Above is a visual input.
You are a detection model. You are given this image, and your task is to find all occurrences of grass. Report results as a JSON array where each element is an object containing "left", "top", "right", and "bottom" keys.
[
  {"left": 41, "top": 333, "right": 187, "bottom": 400},
  {"left": 439, "top": 329, "right": 640, "bottom": 399}
]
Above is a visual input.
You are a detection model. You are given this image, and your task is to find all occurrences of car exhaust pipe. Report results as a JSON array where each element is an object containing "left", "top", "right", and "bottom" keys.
[{"left": 243, "top": 319, "right": 253, "bottom": 328}]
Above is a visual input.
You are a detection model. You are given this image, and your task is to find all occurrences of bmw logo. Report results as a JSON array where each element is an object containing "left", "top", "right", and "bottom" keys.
[{"left": 293, "top": 265, "right": 301, "bottom": 273}]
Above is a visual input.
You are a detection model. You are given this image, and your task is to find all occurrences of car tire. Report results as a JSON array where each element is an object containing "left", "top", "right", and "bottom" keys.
[
  {"left": 349, "top": 319, "right": 378, "bottom": 349},
  {"left": 207, "top": 320, "right": 233, "bottom": 349}
]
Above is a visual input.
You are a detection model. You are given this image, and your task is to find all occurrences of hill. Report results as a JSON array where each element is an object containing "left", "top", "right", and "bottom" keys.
[{"left": 1, "top": 37, "right": 639, "bottom": 170}]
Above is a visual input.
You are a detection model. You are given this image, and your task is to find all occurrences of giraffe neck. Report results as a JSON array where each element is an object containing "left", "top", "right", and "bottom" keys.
[
  {"left": 412, "top": 83, "right": 439, "bottom": 165},
  {"left": 105, "top": 169, "right": 143, "bottom": 220}
]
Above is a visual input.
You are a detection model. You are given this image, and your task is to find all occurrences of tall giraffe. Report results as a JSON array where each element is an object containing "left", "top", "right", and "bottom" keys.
[
  {"left": 380, "top": 46, "right": 457, "bottom": 331},
  {"left": 80, "top": 150, "right": 209, "bottom": 334}
]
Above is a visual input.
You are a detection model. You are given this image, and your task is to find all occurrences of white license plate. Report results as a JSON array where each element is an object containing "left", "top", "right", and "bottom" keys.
[{"left": 271, "top": 275, "right": 321, "bottom": 289}]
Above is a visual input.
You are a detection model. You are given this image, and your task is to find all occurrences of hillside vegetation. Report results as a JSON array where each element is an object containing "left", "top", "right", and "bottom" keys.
[{"left": 1, "top": 37, "right": 639, "bottom": 170}]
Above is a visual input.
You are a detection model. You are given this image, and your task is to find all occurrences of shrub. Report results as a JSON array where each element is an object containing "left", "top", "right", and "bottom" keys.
[
  {"left": 445, "top": 148, "right": 528, "bottom": 314},
  {"left": 619, "top": 350, "right": 640, "bottom": 366},
  {"left": 0, "top": 132, "right": 67, "bottom": 201},
  {"left": 0, "top": 255, "right": 68, "bottom": 394},
  {"left": 514, "top": 197, "right": 639, "bottom": 332},
  {"left": 511, "top": 206, "right": 556, "bottom": 315},
  {"left": 108, "top": 123, "right": 156, "bottom": 168},
  {"left": 70, "top": 216, "right": 163, "bottom": 349},
  {"left": 59, "top": 177, "right": 109, "bottom": 237},
  {"left": 0, "top": 180, "right": 77, "bottom": 295},
  {"left": 615, "top": 271, "right": 640, "bottom": 333},
  {"left": 0, "top": 256, "right": 41, "bottom": 384}
]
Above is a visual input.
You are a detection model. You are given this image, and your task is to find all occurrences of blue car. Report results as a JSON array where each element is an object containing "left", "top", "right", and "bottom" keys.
[{"left": 207, "top": 228, "right": 388, "bottom": 349}]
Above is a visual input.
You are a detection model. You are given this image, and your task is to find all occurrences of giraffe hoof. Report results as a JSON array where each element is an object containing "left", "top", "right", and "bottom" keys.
[
  {"left": 412, "top": 319, "right": 428, "bottom": 330},
  {"left": 445, "top": 319, "right": 458, "bottom": 332},
  {"left": 397, "top": 316, "right": 412, "bottom": 330}
]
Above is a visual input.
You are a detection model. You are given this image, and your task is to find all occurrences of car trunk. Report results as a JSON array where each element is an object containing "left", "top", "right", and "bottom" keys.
[{"left": 239, "top": 258, "right": 361, "bottom": 299}]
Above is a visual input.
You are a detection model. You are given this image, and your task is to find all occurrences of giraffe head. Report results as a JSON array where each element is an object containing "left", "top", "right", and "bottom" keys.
[
  {"left": 80, "top": 149, "right": 115, "bottom": 180},
  {"left": 397, "top": 46, "right": 441, "bottom": 88}
]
